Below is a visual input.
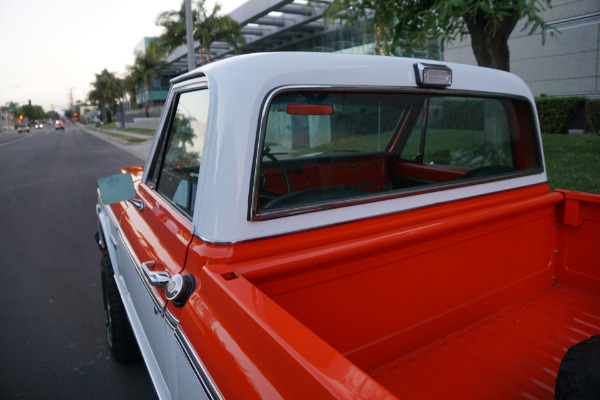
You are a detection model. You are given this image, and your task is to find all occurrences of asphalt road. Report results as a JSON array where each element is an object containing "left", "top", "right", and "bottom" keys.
[{"left": 0, "top": 124, "right": 157, "bottom": 399}]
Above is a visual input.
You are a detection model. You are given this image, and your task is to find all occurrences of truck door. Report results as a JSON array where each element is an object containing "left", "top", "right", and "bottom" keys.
[{"left": 119, "top": 86, "right": 210, "bottom": 399}]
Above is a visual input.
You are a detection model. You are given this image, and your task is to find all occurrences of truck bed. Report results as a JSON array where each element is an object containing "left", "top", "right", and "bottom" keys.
[
  {"left": 194, "top": 188, "right": 600, "bottom": 398},
  {"left": 370, "top": 286, "right": 600, "bottom": 399},
  {"left": 225, "top": 187, "right": 600, "bottom": 399}
]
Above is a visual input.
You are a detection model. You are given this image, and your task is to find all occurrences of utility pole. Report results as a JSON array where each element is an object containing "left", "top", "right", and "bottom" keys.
[{"left": 185, "top": 0, "right": 196, "bottom": 72}]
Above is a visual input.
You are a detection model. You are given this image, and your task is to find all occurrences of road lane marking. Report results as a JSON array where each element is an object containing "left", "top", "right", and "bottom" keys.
[{"left": 0, "top": 135, "right": 31, "bottom": 148}]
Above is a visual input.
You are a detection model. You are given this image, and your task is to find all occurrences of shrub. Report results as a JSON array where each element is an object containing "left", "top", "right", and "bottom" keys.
[
  {"left": 588, "top": 99, "right": 600, "bottom": 134},
  {"left": 535, "top": 97, "right": 585, "bottom": 134}
]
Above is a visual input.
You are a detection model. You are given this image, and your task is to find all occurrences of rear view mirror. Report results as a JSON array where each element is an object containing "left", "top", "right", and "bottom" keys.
[{"left": 98, "top": 173, "right": 136, "bottom": 205}]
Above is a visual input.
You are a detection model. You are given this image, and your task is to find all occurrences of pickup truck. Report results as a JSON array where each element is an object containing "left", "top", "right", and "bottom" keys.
[{"left": 96, "top": 52, "right": 600, "bottom": 399}]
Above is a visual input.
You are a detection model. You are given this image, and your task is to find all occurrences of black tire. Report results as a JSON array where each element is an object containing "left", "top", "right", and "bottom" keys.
[
  {"left": 555, "top": 335, "right": 600, "bottom": 400},
  {"left": 101, "top": 252, "right": 140, "bottom": 363}
]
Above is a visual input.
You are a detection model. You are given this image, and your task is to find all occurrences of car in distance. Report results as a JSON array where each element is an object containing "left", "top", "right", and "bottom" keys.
[
  {"left": 55, "top": 121, "right": 65, "bottom": 130},
  {"left": 17, "top": 123, "right": 30, "bottom": 133}
]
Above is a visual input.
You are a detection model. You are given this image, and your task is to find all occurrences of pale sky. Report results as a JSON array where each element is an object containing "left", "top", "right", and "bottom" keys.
[{"left": 0, "top": 0, "right": 246, "bottom": 112}]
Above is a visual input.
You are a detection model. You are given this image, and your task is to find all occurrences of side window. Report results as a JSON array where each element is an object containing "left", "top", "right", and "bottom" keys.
[{"left": 155, "top": 89, "right": 209, "bottom": 217}]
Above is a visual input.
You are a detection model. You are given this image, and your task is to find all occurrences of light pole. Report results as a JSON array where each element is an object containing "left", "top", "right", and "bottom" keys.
[{"left": 185, "top": 0, "right": 196, "bottom": 71}]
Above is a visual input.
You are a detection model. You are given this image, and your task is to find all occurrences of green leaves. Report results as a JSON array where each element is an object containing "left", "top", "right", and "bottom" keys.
[
  {"left": 155, "top": 0, "right": 245, "bottom": 66},
  {"left": 316, "top": 0, "right": 554, "bottom": 70}
]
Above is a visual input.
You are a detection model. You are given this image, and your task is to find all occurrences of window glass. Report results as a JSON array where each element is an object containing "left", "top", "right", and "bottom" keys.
[
  {"left": 255, "top": 90, "right": 540, "bottom": 215},
  {"left": 265, "top": 92, "right": 409, "bottom": 156},
  {"left": 156, "top": 89, "right": 209, "bottom": 217},
  {"left": 422, "top": 97, "right": 515, "bottom": 168}
]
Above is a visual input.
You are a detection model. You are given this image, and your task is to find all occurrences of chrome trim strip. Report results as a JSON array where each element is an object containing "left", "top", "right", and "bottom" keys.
[
  {"left": 97, "top": 195, "right": 170, "bottom": 399},
  {"left": 165, "top": 309, "right": 179, "bottom": 331},
  {"left": 174, "top": 329, "right": 223, "bottom": 400},
  {"left": 117, "top": 225, "right": 166, "bottom": 311},
  {"left": 103, "top": 198, "right": 165, "bottom": 312}
]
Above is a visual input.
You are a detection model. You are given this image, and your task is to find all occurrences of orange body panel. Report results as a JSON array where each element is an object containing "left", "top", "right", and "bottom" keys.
[{"left": 174, "top": 184, "right": 600, "bottom": 399}]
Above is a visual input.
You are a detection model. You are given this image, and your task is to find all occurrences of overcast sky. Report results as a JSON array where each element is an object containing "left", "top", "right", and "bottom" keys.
[{"left": 0, "top": 0, "right": 245, "bottom": 111}]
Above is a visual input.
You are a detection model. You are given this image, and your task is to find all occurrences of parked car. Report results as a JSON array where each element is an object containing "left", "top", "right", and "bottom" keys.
[
  {"left": 96, "top": 53, "right": 600, "bottom": 399},
  {"left": 55, "top": 121, "right": 64, "bottom": 130},
  {"left": 17, "top": 123, "right": 30, "bottom": 133}
]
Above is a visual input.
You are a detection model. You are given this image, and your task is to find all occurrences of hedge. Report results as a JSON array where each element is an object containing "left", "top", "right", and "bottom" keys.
[
  {"left": 535, "top": 97, "right": 585, "bottom": 134},
  {"left": 588, "top": 99, "right": 600, "bottom": 134}
]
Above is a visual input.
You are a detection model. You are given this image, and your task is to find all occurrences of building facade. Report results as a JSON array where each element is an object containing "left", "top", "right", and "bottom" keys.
[
  {"left": 444, "top": 0, "right": 600, "bottom": 98},
  {"left": 160, "top": 0, "right": 599, "bottom": 98}
]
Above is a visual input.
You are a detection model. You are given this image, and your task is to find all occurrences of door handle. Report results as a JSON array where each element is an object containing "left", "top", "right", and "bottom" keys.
[{"left": 141, "top": 261, "right": 170, "bottom": 288}]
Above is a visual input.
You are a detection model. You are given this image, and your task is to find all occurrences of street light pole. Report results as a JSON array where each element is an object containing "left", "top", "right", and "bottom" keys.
[{"left": 185, "top": 0, "right": 196, "bottom": 72}]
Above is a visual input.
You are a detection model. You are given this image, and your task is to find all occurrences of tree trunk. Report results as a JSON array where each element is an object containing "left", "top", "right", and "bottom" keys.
[
  {"left": 101, "top": 98, "right": 107, "bottom": 124},
  {"left": 199, "top": 45, "right": 205, "bottom": 66},
  {"left": 462, "top": 10, "right": 521, "bottom": 72},
  {"left": 148, "top": 77, "right": 154, "bottom": 108}
]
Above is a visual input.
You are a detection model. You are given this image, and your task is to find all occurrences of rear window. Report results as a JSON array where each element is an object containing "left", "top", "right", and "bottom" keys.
[{"left": 252, "top": 90, "right": 542, "bottom": 218}]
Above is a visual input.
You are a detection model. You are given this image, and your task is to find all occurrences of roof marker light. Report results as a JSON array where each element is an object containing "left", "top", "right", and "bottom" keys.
[{"left": 413, "top": 63, "right": 452, "bottom": 87}]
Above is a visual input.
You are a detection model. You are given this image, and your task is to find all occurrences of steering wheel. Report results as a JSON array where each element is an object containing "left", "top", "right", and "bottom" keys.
[{"left": 263, "top": 147, "right": 291, "bottom": 194}]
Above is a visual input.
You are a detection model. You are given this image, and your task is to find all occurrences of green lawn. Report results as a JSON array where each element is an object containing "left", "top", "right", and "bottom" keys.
[
  {"left": 542, "top": 133, "right": 600, "bottom": 194},
  {"left": 102, "top": 122, "right": 155, "bottom": 136},
  {"left": 100, "top": 131, "right": 146, "bottom": 143}
]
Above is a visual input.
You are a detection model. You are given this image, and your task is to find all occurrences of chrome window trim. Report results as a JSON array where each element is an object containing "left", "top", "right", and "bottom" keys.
[
  {"left": 148, "top": 81, "right": 210, "bottom": 223},
  {"left": 248, "top": 85, "right": 542, "bottom": 220},
  {"left": 174, "top": 328, "right": 223, "bottom": 400}
]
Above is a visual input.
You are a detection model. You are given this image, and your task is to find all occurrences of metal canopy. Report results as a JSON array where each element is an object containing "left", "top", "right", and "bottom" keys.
[{"left": 166, "top": 0, "right": 338, "bottom": 74}]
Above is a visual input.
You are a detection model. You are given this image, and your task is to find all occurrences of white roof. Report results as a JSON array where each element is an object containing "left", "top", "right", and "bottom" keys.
[{"left": 153, "top": 52, "right": 545, "bottom": 243}]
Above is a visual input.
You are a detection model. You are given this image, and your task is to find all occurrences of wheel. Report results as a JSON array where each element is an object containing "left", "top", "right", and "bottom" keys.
[
  {"left": 555, "top": 335, "right": 600, "bottom": 400},
  {"left": 101, "top": 252, "right": 140, "bottom": 363}
]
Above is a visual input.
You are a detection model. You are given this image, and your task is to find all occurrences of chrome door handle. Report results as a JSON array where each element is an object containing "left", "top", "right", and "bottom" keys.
[
  {"left": 127, "top": 198, "right": 144, "bottom": 212},
  {"left": 141, "top": 261, "right": 170, "bottom": 288}
]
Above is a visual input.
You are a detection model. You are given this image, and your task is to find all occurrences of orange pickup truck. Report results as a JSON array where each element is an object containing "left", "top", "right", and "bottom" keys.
[{"left": 96, "top": 53, "right": 600, "bottom": 399}]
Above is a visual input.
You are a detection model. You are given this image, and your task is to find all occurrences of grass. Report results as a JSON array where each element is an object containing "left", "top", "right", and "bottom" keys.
[
  {"left": 275, "top": 130, "right": 600, "bottom": 195},
  {"left": 101, "top": 131, "right": 146, "bottom": 143},
  {"left": 102, "top": 122, "right": 155, "bottom": 136},
  {"left": 542, "top": 133, "right": 600, "bottom": 194}
]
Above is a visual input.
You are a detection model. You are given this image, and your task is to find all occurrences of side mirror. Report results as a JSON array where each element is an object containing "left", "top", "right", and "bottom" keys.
[{"left": 98, "top": 173, "right": 136, "bottom": 205}]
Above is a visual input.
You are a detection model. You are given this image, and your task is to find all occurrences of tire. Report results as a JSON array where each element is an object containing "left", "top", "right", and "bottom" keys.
[
  {"left": 101, "top": 252, "right": 140, "bottom": 363},
  {"left": 555, "top": 335, "right": 600, "bottom": 400}
]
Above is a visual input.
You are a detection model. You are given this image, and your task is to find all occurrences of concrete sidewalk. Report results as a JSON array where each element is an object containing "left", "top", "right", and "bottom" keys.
[{"left": 80, "top": 124, "right": 154, "bottom": 162}]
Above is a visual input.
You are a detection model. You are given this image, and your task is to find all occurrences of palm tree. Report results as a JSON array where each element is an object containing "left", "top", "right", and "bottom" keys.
[
  {"left": 128, "top": 41, "right": 169, "bottom": 109},
  {"left": 89, "top": 69, "right": 121, "bottom": 123},
  {"left": 156, "top": 0, "right": 245, "bottom": 68},
  {"left": 196, "top": 1, "right": 245, "bottom": 64},
  {"left": 156, "top": 3, "right": 194, "bottom": 54}
]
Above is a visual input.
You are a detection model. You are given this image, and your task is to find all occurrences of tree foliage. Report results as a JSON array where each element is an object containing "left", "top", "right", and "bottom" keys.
[
  {"left": 19, "top": 104, "right": 46, "bottom": 122},
  {"left": 89, "top": 69, "right": 122, "bottom": 123},
  {"left": 321, "top": 0, "right": 554, "bottom": 71},
  {"left": 156, "top": 0, "right": 245, "bottom": 67},
  {"left": 127, "top": 41, "right": 168, "bottom": 108}
]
